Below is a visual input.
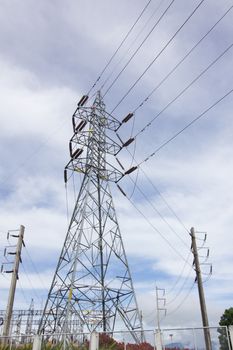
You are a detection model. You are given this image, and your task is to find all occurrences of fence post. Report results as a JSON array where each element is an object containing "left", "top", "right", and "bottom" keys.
[
  {"left": 192, "top": 328, "right": 198, "bottom": 350},
  {"left": 89, "top": 332, "right": 99, "bottom": 350},
  {"left": 155, "top": 330, "right": 163, "bottom": 350},
  {"left": 32, "top": 335, "right": 42, "bottom": 350}
]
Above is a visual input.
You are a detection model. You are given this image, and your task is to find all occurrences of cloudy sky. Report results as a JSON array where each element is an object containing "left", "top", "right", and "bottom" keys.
[{"left": 0, "top": 0, "right": 233, "bottom": 338}]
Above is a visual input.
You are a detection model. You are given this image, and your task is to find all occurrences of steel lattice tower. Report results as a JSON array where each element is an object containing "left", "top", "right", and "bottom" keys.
[{"left": 38, "top": 92, "right": 143, "bottom": 342}]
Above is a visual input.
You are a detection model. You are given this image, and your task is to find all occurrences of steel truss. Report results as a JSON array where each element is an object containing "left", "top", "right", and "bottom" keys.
[
  {"left": 38, "top": 92, "right": 143, "bottom": 342},
  {"left": 0, "top": 309, "right": 82, "bottom": 341}
]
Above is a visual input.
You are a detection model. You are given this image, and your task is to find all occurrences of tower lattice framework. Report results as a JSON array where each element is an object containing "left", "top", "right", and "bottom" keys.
[{"left": 39, "top": 92, "right": 143, "bottom": 342}]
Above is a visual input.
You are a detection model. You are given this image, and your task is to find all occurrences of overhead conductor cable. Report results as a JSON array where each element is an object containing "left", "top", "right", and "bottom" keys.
[
  {"left": 111, "top": 0, "right": 205, "bottom": 113},
  {"left": 100, "top": 0, "right": 167, "bottom": 91},
  {"left": 118, "top": 38, "right": 233, "bottom": 152},
  {"left": 133, "top": 40, "right": 233, "bottom": 140},
  {"left": 118, "top": 4, "right": 233, "bottom": 125},
  {"left": 87, "top": 0, "right": 153, "bottom": 95},
  {"left": 103, "top": 0, "right": 176, "bottom": 97},
  {"left": 135, "top": 87, "right": 233, "bottom": 168},
  {"left": 116, "top": 183, "right": 193, "bottom": 265}
]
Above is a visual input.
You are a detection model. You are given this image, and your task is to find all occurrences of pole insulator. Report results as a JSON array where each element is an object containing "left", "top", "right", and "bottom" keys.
[
  {"left": 124, "top": 166, "right": 138, "bottom": 175},
  {"left": 123, "top": 137, "right": 135, "bottom": 148},
  {"left": 122, "top": 113, "right": 134, "bottom": 124},
  {"left": 69, "top": 141, "right": 73, "bottom": 157},
  {"left": 71, "top": 148, "right": 83, "bottom": 159},
  {"left": 75, "top": 120, "right": 87, "bottom": 133},
  {"left": 78, "top": 95, "right": 89, "bottom": 106},
  {"left": 64, "top": 169, "right": 68, "bottom": 183}
]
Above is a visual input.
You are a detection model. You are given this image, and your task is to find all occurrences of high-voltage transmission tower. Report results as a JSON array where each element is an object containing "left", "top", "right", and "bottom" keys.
[{"left": 38, "top": 92, "right": 143, "bottom": 342}]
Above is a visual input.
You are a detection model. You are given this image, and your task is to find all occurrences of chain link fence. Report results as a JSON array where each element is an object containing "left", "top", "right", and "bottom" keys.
[{"left": 0, "top": 327, "right": 231, "bottom": 350}]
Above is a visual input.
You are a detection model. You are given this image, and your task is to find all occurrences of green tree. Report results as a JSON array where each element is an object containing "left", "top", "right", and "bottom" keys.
[{"left": 218, "top": 307, "right": 233, "bottom": 350}]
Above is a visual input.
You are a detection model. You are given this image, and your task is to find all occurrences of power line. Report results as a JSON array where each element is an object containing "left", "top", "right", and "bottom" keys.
[
  {"left": 136, "top": 86, "right": 233, "bottom": 167},
  {"left": 117, "top": 183, "right": 193, "bottom": 266},
  {"left": 87, "top": 0, "right": 153, "bottom": 95},
  {"left": 18, "top": 279, "right": 30, "bottom": 305},
  {"left": 21, "top": 263, "right": 42, "bottom": 302},
  {"left": 24, "top": 247, "right": 48, "bottom": 291},
  {"left": 119, "top": 86, "right": 233, "bottom": 172},
  {"left": 128, "top": 174, "right": 190, "bottom": 250},
  {"left": 125, "top": 150, "right": 194, "bottom": 301},
  {"left": 127, "top": 4, "right": 233, "bottom": 116},
  {"left": 166, "top": 264, "right": 194, "bottom": 305},
  {"left": 121, "top": 148, "right": 192, "bottom": 294},
  {"left": 166, "top": 251, "right": 192, "bottom": 296},
  {"left": 118, "top": 182, "right": 197, "bottom": 322},
  {"left": 165, "top": 281, "right": 195, "bottom": 317},
  {"left": 118, "top": 88, "right": 233, "bottom": 252},
  {"left": 132, "top": 40, "right": 233, "bottom": 140},
  {"left": 111, "top": 0, "right": 205, "bottom": 113},
  {"left": 122, "top": 148, "right": 190, "bottom": 233},
  {"left": 99, "top": 0, "right": 167, "bottom": 91},
  {"left": 103, "top": 0, "right": 176, "bottom": 97},
  {"left": 128, "top": 167, "right": 139, "bottom": 199},
  {"left": 144, "top": 308, "right": 157, "bottom": 322},
  {"left": 140, "top": 167, "right": 189, "bottom": 233},
  {"left": 118, "top": 174, "right": 195, "bottom": 307}
]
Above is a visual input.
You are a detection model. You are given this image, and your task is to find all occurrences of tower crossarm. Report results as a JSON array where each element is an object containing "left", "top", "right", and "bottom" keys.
[
  {"left": 65, "top": 93, "right": 123, "bottom": 183},
  {"left": 72, "top": 107, "right": 121, "bottom": 132}
]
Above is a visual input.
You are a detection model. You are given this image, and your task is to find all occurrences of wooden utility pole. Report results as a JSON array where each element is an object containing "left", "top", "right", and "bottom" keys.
[
  {"left": 2, "top": 225, "right": 25, "bottom": 341},
  {"left": 190, "top": 227, "right": 212, "bottom": 350}
]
